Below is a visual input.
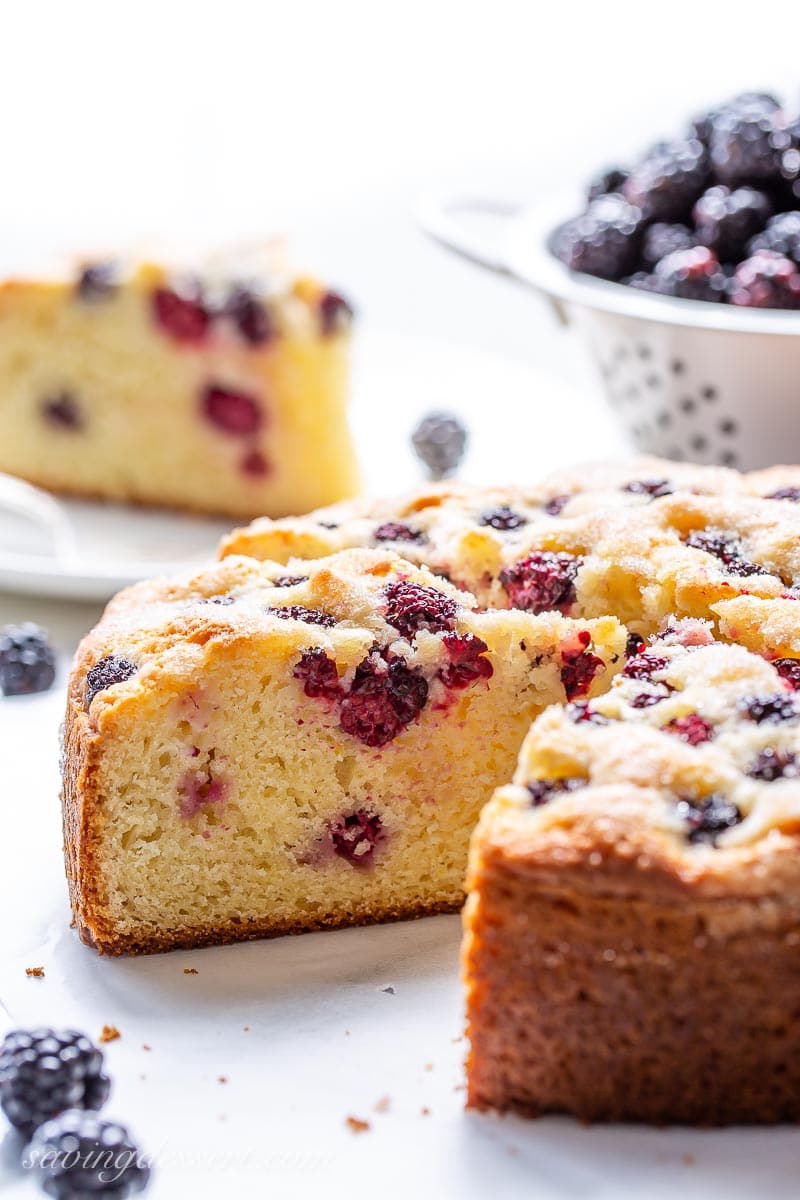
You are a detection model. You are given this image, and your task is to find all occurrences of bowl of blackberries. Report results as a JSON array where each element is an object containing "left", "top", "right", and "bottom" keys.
[{"left": 422, "top": 90, "right": 800, "bottom": 470}]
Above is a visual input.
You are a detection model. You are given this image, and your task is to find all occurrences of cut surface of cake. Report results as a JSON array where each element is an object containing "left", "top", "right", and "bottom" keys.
[
  {"left": 0, "top": 258, "right": 359, "bottom": 518},
  {"left": 63, "top": 548, "right": 625, "bottom": 954},
  {"left": 221, "top": 458, "right": 800, "bottom": 634},
  {"left": 464, "top": 615, "right": 800, "bottom": 1124}
]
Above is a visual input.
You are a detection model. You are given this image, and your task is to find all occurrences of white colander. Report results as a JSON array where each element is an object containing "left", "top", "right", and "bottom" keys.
[{"left": 420, "top": 195, "right": 800, "bottom": 470}]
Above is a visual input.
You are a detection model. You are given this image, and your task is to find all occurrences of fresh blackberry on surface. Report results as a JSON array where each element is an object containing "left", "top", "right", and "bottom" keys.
[
  {"left": 0, "top": 1028, "right": 110, "bottom": 1136},
  {"left": 654, "top": 246, "right": 728, "bottom": 302},
  {"left": 690, "top": 92, "right": 780, "bottom": 145},
  {"left": 554, "top": 194, "right": 643, "bottom": 280},
  {"left": 710, "top": 102, "right": 783, "bottom": 186},
  {"left": 730, "top": 250, "right": 800, "bottom": 308},
  {"left": 693, "top": 186, "right": 772, "bottom": 262},
  {"left": 623, "top": 138, "right": 708, "bottom": 222},
  {"left": 748, "top": 211, "right": 800, "bottom": 261},
  {"left": 24, "top": 1109, "right": 150, "bottom": 1198},
  {"left": 411, "top": 411, "right": 468, "bottom": 479},
  {"left": 640, "top": 222, "right": 695, "bottom": 270},
  {"left": 0, "top": 623, "right": 56, "bottom": 696},
  {"left": 624, "top": 271, "right": 664, "bottom": 293},
  {"left": 587, "top": 166, "right": 628, "bottom": 202}
]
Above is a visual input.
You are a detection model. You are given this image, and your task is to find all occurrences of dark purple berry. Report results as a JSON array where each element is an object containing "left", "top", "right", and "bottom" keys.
[
  {"left": 201, "top": 383, "right": 264, "bottom": 434},
  {"left": 622, "top": 477, "right": 673, "bottom": 498},
  {"left": 730, "top": 251, "right": 800, "bottom": 309},
  {"left": 86, "top": 655, "right": 137, "bottom": 705},
  {"left": 543, "top": 494, "right": 570, "bottom": 516},
  {"left": 76, "top": 262, "right": 118, "bottom": 301},
  {"left": 439, "top": 632, "right": 493, "bottom": 689},
  {"left": 625, "top": 631, "right": 646, "bottom": 659},
  {"left": 710, "top": 103, "right": 782, "bottom": 186},
  {"left": 738, "top": 694, "right": 798, "bottom": 724},
  {"left": 152, "top": 284, "right": 210, "bottom": 342},
  {"left": 479, "top": 506, "right": 527, "bottom": 531},
  {"left": 41, "top": 392, "right": 83, "bottom": 431},
  {"left": 685, "top": 528, "right": 768, "bottom": 576},
  {"left": 693, "top": 186, "right": 771, "bottom": 262},
  {"left": 567, "top": 699, "right": 612, "bottom": 724},
  {"left": 622, "top": 652, "right": 668, "bottom": 680},
  {"left": 266, "top": 605, "right": 336, "bottom": 627},
  {"left": 339, "top": 652, "right": 428, "bottom": 747},
  {"left": 527, "top": 776, "right": 587, "bottom": 807},
  {"left": 625, "top": 271, "right": 664, "bottom": 293},
  {"left": 224, "top": 287, "right": 273, "bottom": 345},
  {"left": 773, "top": 658, "right": 800, "bottom": 690},
  {"left": 373, "top": 522, "right": 426, "bottom": 544},
  {"left": 331, "top": 810, "right": 383, "bottom": 866},
  {"left": 293, "top": 647, "right": 342, "bottom": 700},
  {"left": 640, "top": 223, "right": 695, "bottom": 270},
  {"left": 554, "top": 194, "right": 643, "bottom": 280},
  {"left": 587, "top": 166, "right": 628, "bottom": 202},
  {"left": 766, "top": 486, "right": 800, "bottom": 503},
  {"left": 272, "top": 575, "right": 309, "bottom": 588},
  {"left": 623, "top": 139, "right": 708, "bottom": 222},
  {"left": 0, "top": 1029, "right": 110, "bottom": 1136},
  {"left": 382, "top": 580, "right": 458, "bottom": 640},
  {"left": 24, "top": 1109, "right": 149, "bottom": 1198},
  {"left": 748, "top": 211, "right": 800, "bottom": 262},
  {"left": 560, "top": 630, "right": 604, "bottom": 700},
  {"left": 499, "top": 551, "right": 581, "bottom": 614},
  {"left": 676, "top": 794, "right": 742, "bottom": 844},
  {"left": 411, "top": 411, "right": 468, "bottom": 480},
  {"left": 629, "top": 690, "right": 669, "bottom": 708},
  {"left": 748, "top": 747, "right": 799, "bottom": 781},
  {"left": 319, "top": 290, "right": 354, "bottom": 336},
  {"left": 0, "top": 623, "right": 56, "bottom": 696},
  {"left": 654, "top": 246, "right": 728, "bottom": 302},
  {"left": 662, "top": 714, "right": 714, "bottom": 744}
]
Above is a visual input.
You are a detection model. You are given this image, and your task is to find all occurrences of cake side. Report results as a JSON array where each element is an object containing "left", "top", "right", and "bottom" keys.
[
  {"left": 62, "top": 549, "right": 626, "bottom": 954},
  {"left": 0, "top": 262, "right": 359, "bottom": 518},
  {"left": 464, "top": 620, "right": 800, "bottom": 1123}
]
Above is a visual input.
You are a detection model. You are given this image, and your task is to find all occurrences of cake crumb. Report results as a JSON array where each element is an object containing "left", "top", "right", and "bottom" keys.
[
  {"left": 142, "top": 1044, "right": 152, "bottom": 1052},
  {"left": 374, "top": 1095, "right": 391, "bottom": 1114},
  {"left": 346, "top": 1116, "right": 370, "bottom": 1134},
  {"left": 421, "top": 1106, "right": 431, "bottom": 1116},
  {"left": 424, "top": 1062, "right": 433, "bottom": 1071},
  {"left": 99, "top": 1025, "right": 120, "bottom": 1043},
  {"left": 25, "top": 966, "right": 45, "bottom": 978},
  {"left": 183, "top": 968, "right": 198, "bottom": 975},
  {"left": 682, "top": 1153, "right": 695, "bottom": 1167},
  {"left": 243, "top": 1026, "right": 250, "bottom": 1032},
  {"left": 380, "top": 985, "right": 395, "bottom": 995},
  {"left": 218, "top": 1076, "right": 228, "bottom": 1084}
]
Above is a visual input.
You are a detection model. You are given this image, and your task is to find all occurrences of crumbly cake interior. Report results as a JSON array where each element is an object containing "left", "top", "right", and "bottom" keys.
[
  {"left": 64, "top": 549, "right": 624, "bottom": 953},
  {"left": 0, "top": 261, "right": 358, "bottom": 518}
]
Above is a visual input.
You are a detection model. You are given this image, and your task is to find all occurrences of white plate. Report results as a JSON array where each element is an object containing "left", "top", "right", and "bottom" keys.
[
  {"left": 1, "top": 687, "right": 798, "bottom": 1200},
  {"left": 0, "top": 330, "right": 625, "bottom": 601}
]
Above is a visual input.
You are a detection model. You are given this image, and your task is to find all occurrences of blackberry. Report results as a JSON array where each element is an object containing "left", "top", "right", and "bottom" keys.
[
  {"left": 622, "top": 477, "right": 673, "bottom": 498},
  {"left": 684, "top": 528, "right": 768, "bottom": 576},
  {"left": 730, "top": 251, "right": 800, "bottom": 309},
  {"left": 152, "top": 284, "right": 210, "bottom": 343},
  {"left": 24, "top": 1109, "right": 150, "bottom": 1198},
  {"left": 773, "top": 658, "right": 800, "bottom": 689},
  {"left": 318, "top": 290, "right": 354, "bottom": 336},
  {"left": 339, "top": 652, "right": 428, "bottom": 747},
  {"left": 41, "top": 393, "right": 83, "bottom": 431},
  {"left": 640, "top": 222, "right": 695, "bottom": 270},
  {"left": 710, "top": 102, "right": 783, "bottom": 186},
  {"left": 654, "top": 246, "right": 728, "bottom": 302},
  {"left": 382, "top": 580, "right": 458, "bottom": 640},
  {"left": 293, "top": 647, "right": 342, "bottom": 700},
  {"left": 622, "top": 652, "right": 668, "bottom": 680},
  {"left": 624, "top": 271, "right": 663, "bottom": 293},
  {"left": 625, "top": 631, "right": 646, "bottom": 659},
  {"left": 76, "top": 262, "right": 118, "bottom": 301},
  {"left": 331, "top": 810, "right": 383, "bottom": 866},
  {"left": 554, "top": 194, "right": 643, "bottom": 280},
  {"left": 272, "top": 575, "right": 309, "bottom": 587},
  {"left": 560, "top": 630, "right": 604, "bottom": 700},
  {"left": 690, "top": 93, "right": 780, "bottom": 146},
  {"left": 201, "top": 383, "right": 264, "bottom": 435},
  {"left": 542, "top": 494, "right": 570, "bottom": 516},
  {"left": 86, "top": 655, "right": 138, "bottom": 705},
  {"left": 748, "top": 211, "right": 800, "bottom": 262},
  {"left": 748, "top": 747, "right": 799, "bottom": 781},
  {"left": 567, "top": 699, "right": 612, "bottom": 724},
  {"left": 629, "top": 689, "right": 670, "bottom": 708},
  {"left": 373, "top": 521, "right": 426, "bottom": 544},
  {"left": 662, "top": 714, "right": 714, "bottom": 744},
  {"left": 224, "top": 287, "right": 273, "bottom": 345},
  {"left": 738, "top": 694, "right": 798, "bottom": 724},
  {"left": 0, "top": 1029, "right": 110, "bottom": 1136},
  {"left": 439, "top": 633, "right": 493, "bottom": 689},
  {"left": 411, "top": 411, "right": 468, "bottom": 479},
  {"left": 527, "top": 776, "right": 586, "bottom": 807},
  {"left": 623, "top": 138, "right": 708, "bottom": 222},
  {"left": 0, "top": 623, "right": 56, "bottom": 696},
  {"left": 675, "top": 795, "right": 742, "bottom": 845},
  {"left": 265, "top": 604, "right": 336, "bottom": 627},
  {"left": 766, "top": 486, "right": 800, "bottom": 503},
  {"left": 499, "top": 551, "right": 581, "bottom": 614},
  {"left": 479, "top": 505, "right": 527, "bottom": 531},
  {"left": 692, "top": 186, "right": 771, "bottom": 262},
  {"left": 587, "top": 166, "right": 628, "bottom": 202}
]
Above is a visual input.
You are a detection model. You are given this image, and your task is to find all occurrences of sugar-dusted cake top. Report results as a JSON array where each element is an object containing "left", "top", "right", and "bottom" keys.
[{"left": 476, "top": 614, "right": 800, "bottom": 891}]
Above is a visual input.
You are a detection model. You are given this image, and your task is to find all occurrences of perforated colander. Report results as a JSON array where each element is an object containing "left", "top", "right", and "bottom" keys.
[{"left": 420, "top": 195, "right": 800, "bottom": 470}]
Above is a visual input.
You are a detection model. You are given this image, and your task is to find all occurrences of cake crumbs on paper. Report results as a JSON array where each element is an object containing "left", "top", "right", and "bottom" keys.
[
  {"left": 243, "top": 1026, "right": 250, "bottom": 1032},
  {"left": 421, "top": 1107, "right": 431, "bottom": 1116},
  {"left": 346, "top": 1116, "right": 370, "bottom": 1134},
  {"left": 380, "top": 985, "right": 395, "bottom": 995},
  {"left": 218, "top": 1076, "right": 228, "bottom": 1084},
  {"left": 142, "top": 1044, "right": 152, "bottom": 1052},
  {"left": 25, "top": 966, "right": 45, "bottom": 978},
  {"left": 183, "top": 968, "right": 198, "bottom": 975},
  {"left": 374, "top": 1095, "right": 391, "bottom": 1114},
  {"left": 682, "top": 1154, "right": 695, "bottom": 1167},
  {"left": 99, "top": 1025, "right": 120, "bottom": 1043}
]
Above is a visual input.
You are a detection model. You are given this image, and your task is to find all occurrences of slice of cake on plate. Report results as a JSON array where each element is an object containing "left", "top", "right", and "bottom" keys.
[
  {"left": 62, "top": 548, "right": 625, "bottom": 954},
  {"left": 0, "top": 256, "right": 358, "bottom": 518},
  {"left": 463, "top": 614, "right": 800, "bottom": 1123}
]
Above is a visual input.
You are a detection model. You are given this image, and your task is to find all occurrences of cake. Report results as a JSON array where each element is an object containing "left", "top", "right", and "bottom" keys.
[
  {"left": 221, "top": 458, "right": 800, "bottom": 633},
  {"left": 63, "top": 548, "right": 625, "bottom": 954},
  {"left": 0, "top": 257, "right": 359, "bottom": 518},
  {"left": 463, "top": 614, "right": 800, "bottom": 1124}
]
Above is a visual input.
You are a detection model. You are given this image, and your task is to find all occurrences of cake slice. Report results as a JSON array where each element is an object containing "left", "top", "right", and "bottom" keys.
[
  {"left": 0, "top": 258, "right": 359, "bottom": 518},
  {"left": 62, "top": 548, "right": 625, "bottom": 954},
  {"left": 464, "top": 614, "right": 800, "bottom": 1124},
  {"left": 221, "top": 463, "right": 800, "bottom": 635}
]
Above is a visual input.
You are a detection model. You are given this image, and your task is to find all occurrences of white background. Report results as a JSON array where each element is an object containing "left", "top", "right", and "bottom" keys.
[{"left": 3, "top": 4, "right": 800, "bottom": 1196}]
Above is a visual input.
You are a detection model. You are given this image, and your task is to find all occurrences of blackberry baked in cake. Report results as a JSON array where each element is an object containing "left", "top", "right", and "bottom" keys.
[
  {"left": 63, "top": 548, "right": 624, "bottom": 954},
  {"left": 222, "top": 458, "right": 800, "bottom": 634},
  {"left": 464, "top": 615, "right": 800, "bottom": 1124},
  {"left": 0, "top": 257, "right": 358, "bottom": 518}
]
